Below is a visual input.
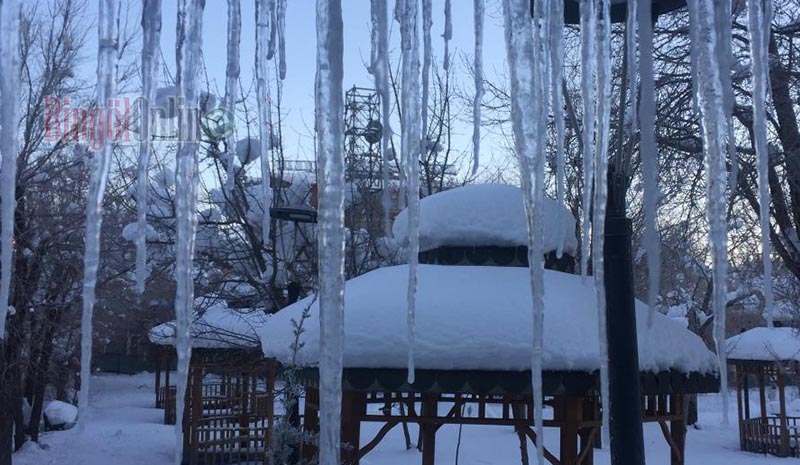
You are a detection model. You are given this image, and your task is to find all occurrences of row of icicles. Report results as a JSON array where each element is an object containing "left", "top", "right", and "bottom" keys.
[{"left": 0, "top": 0, "right": 777, "bottom": 465}]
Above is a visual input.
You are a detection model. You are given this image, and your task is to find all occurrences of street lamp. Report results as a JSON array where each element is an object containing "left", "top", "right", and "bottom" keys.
[
  {"left": 559, "top": 0, "right": 685, "bottom": 23},
  {"left": 269, "top": 206, "right": 318, "bottom": 224},
  {"left": 269, "top": 204, "right": 317, "bottom": 463},
  {"left": 539, "top": 2, "right": 688, "bottom": 465}
]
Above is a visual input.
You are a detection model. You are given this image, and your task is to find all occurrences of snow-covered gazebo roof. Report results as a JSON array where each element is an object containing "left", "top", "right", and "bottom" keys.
[
  {"left": 150, "top": 301, "right": 268, "bottom": 350},
  {"left": 259, "top": 264, "right": 716, "bottom": 374},
  {"left": 392, "top": 184, "right": 578, "bottom": 255},
  {"left": 726, "top": 327, "right": 800, "bottom": 363}
]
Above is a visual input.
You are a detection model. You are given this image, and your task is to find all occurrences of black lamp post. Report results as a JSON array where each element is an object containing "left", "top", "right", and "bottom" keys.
[
  {"left": 270, "top": 206, "right": 318, "bottom": 224},
  {"left": 536, "top": 2, "right": 687, "bottom": 465},
  {"left": 269, "top": 205, "right": 317, "bottom": 464}
]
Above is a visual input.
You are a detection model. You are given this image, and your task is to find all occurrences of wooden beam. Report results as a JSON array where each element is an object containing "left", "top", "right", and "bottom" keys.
[
  {"left": 357, "top": 421, "right": 399, "bottom": 461},
  {"left": 522, "top": 427, "right": 562, "bottom": 465}
]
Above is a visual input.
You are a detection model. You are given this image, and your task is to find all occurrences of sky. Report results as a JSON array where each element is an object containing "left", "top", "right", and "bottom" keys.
[{"left": 81, "top": 0, "right": 513, "bottom": 169}]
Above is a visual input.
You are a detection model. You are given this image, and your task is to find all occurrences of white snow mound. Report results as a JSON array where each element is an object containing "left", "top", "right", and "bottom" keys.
[
  {"left": 726, "top": 327, "right": 800, "bottom": 362},
  {"left": 150, "top": 300, "right": 267, "bottom": 349},
  {"left": 260, "top": 265, "right": 717, "bottom": 373},
  {"left": 236, "top": 137, "right": 261, "bottom": 165},
  {"left": 392, "top": 183, "right": 577, "bottom": 254},
  {"left": 44, "top": 400, "right": 77, "bottom": 427}
]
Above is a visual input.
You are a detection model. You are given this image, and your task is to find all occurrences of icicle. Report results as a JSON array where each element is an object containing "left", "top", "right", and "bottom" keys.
[
  {"left": 267, "top": 0, "right": 276, "bottom": 60},
  {"left": 715, "top": 0, "right": 738, "bottom": 196},
  {"left": 579, "top": 0, "right": 596, "bottom": 278},
  {"left": 472, "top": 0, "right": 484, "bottom": 176},
  {"left": 638, "top": 0, "right": 660, "bottom": 326},
  {"left": 397, "top": 0, "right": 421, "bottom": 385},
  {"left": 625, "top": 0, "right": 637, "bottom": 138},
  {"left": 256, "top": 0, "right": 273, "bottom": 253},
  {"left": 443, "top": 0, "right": 452, "bottom": 70},
  {"left": 314, "top": 1, "right": 345, "bottom": 464},
  {"left": 422, "top": 0, "right": 432, "bottom": 158},
  {"left": 369, "top": 0, "right": 393, "bottom": 237},
  {"left": 276, "top": 0, "right": 287, "bottom": 80},
  {"left": 173, "top": 0, "right": 204, "bottom": 462},
  {"left": 549, "top": 0, "right": 564, "bottom": 257},
  {"left": 687, "top": 0, "right": 731, "bottom": 426},
  {"left": 593, "top": 0, "right": 612, "bottom": 445},
  {"left": 135, "top": 0, "right": 162, "bottom": 295},
  {"left": 0, "top": 0, "right": 20, "bottom": 340},
  {"left": 746, "top": 0, "right": 774, "bottom": 327},
  {"left": 502, "top": 0, "right": 549, "bottom": 462},
  {"left": 224, "top": 0, "right": 241, "bottom": 193},
  {"left": 79, "top": 0, "right": 119, "bottom": 425}
]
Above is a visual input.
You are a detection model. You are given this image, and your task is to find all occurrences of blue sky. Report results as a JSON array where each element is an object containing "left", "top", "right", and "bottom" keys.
[{"left": 83, "top": 0, "right": 512, "bottom": 167}]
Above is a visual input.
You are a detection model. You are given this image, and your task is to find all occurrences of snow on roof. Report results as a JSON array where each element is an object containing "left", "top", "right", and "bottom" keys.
[
  {"left": 259, "top": 265, "right": 717, "bottom": 373},
  {"left": 149, "top": 301, "right": 268, "bottom": 349},
  {"left": 392, "top": 183, "right": 577, "bottom": 254},
  {"left": 726, "top": 327, "right": 800, "bottom": 362}
]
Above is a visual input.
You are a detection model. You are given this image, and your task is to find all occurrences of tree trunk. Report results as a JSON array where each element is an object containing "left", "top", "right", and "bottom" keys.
[
  {"left": 0, "top": 343, "right": 13, "bottom": 465},
  {"left": 27, "top": 317, "right": 59, "bottom": 442}
]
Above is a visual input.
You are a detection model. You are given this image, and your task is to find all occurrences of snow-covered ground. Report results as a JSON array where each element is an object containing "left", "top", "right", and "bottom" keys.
[{"left": 13, "top": 373, "right": 787, "bottom": 465}]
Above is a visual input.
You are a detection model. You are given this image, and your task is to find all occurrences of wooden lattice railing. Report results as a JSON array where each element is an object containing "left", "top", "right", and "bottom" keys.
[{"left": 740, "top": 416, "right": 800, "bottom": 457}]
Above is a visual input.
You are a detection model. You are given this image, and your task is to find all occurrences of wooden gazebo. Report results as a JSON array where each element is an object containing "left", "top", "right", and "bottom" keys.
[
  {"left": 259, "top": 184, "right": 720, "bottom": 465},
  {"left": 149, "top": 302, "right": 277, "bottom": 464},
  {"left": 728, "top": 326, "right": 800, "bottom": 457}
]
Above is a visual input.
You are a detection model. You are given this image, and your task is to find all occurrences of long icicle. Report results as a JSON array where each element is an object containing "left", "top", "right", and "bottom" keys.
[
  {"left": 369, "top": 0, "right": 393, "bottom": 237},
  {"left": 0, "top": 0, "right": 20, "bottom": 340},
  {"left": 715, "top": 0, "right": 737, "bottom": 197},
  {"left": 593, "top": 0, "right": 612, "bottom": 445},
  {"left": 256, "top": 0, "right": 273, "bottom": 255},
  {"left": 135, "top": 0, "right": 162, "bottom": 295},
  {"left": 638, "top": 0, "right": 660, "bottom": 326},
  {"left": 443, "top": 0, "right": 452, "bottom": 70},
  {"left": 472, "top": 0, "right": 484, "bottom": 176},
  {"left": 314, "top": 0, "right": 345, "bottom": 463},
  {"left": 549, "top": 0, "right": 564, "bottom": 256},
  {"left": 502, "top": 0, "right": 548, "bottom": 462},
  {"left": 746, "top": 0, "right": 774, "bottom": 326},
  {"left": 173, "top": 0, "right": 204, "bottom": 461},
  {"left": 421, "top": 0, "right": 431, "bottom": 183},
  {"left": 579, "top": 0, "right": 596, "bottom": 278},
  {"left": 276, "top": 0, "right": 287, "bottom": 80},
  {"left": 398, "top": 0, "right": 421, "bottom": 384},
  {"left": 79, "top": 0, "right": 119, "bottom": 425},
  {"left": 224, "top": 0, "right": 241, "bottom": 193},
  {"left": 688, "top": 0, "right": 731, "bottom": 425}
]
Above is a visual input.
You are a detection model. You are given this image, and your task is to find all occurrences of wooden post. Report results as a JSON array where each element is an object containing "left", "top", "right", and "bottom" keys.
[
  {"left": 669, "top": 395, "right": 686, "bottom": 465},
  {"left": 341, "top": 391, "right": 366, "bottom": 465},
  {"left": 578, "top": 397, "right": 601, "bottom": 465},
  {"left": 736, "top": 369, "right": 744, "bottom": 449},
  {"left": 554, "top": 397, "right": 582, "bottom": 465},
  {"left": 420, "top": 394, "right": 438, "bottom": 465},
  {"left": 165, "top": 349, "right": 171, "bottom": 392},
  {"left": 302, "top": 387, "right": 319, "bottom": 461},
  {"left": 778, "top": 373, "right": 790, "bottom": 457},
  {"left": 154, "top": 348, "right": 162, "bottom": 408},
  {"left": 742, "top": 370, "right": 751, "bottom": 420},
  {"left": 758, "top": 368, "right": 767, "bottom": 421},
  {"left": 186, "top": 367, "right": 203, "bottom": 465},
  {"left": 511, "top": 401, "right": 530, "bottom": 465}
]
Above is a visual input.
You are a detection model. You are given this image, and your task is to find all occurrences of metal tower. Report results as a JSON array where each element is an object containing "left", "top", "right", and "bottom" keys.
[{"left": 344, "top": 86, "right": 384, "bottom": 191}]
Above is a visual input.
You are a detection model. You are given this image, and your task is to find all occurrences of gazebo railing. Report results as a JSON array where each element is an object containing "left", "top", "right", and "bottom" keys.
[{"left": 740, "top": 416, "right": 800, "bottom": 457}]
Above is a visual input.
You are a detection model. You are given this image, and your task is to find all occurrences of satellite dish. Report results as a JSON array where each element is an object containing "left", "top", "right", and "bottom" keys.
[{"left": 364, "top": 119, "right": 382, "bottom": 144}]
